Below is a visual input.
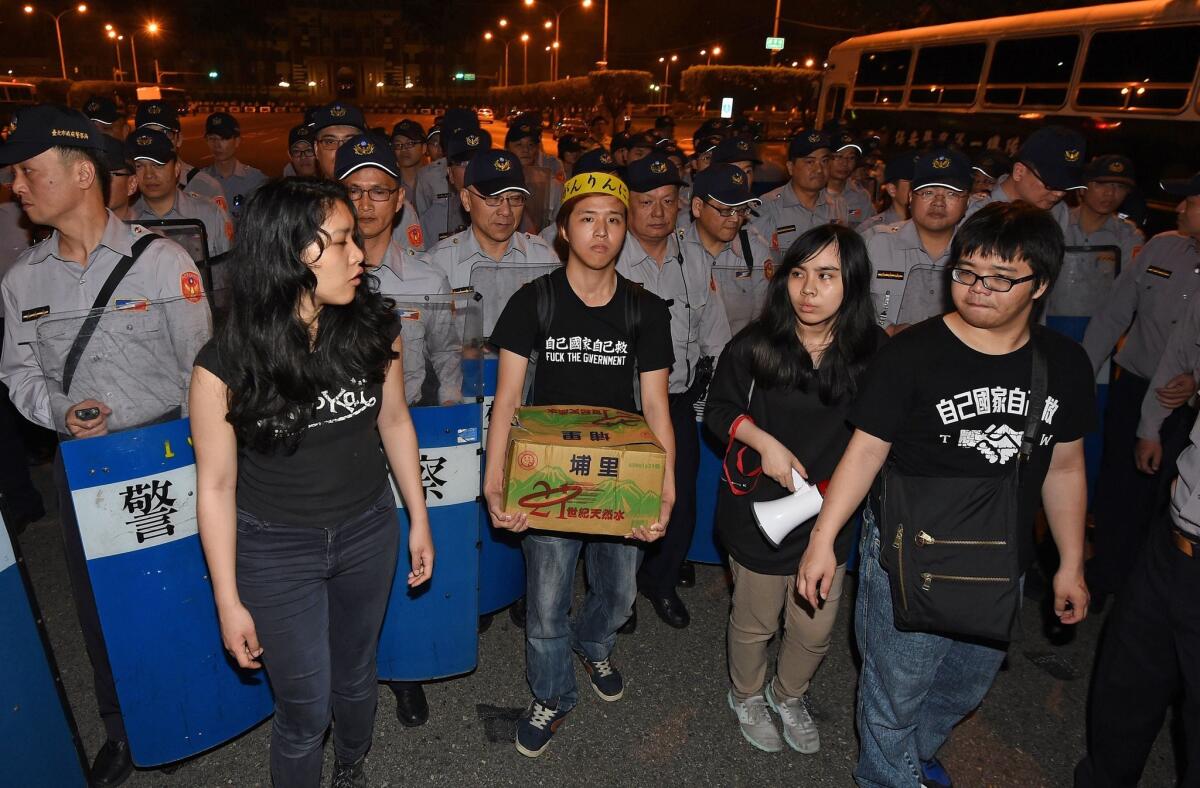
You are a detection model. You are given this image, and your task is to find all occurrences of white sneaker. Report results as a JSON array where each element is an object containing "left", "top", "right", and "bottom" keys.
[
  {"left": 727, "top": 690, "right": 784, "bottom": 753},
  {"left": 766, "top": 683, "right": 820, "bottom": 754}
]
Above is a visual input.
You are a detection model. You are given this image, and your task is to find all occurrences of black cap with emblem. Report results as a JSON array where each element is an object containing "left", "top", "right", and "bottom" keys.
[
  {"left": 83, "top": 95, "right": 119, "bottom": 125},
  {"left": 334, "top": 134, "right": 401, "bottom": 180},
  {"left": 0, "top": 104, "right": 103, "bottom": 166},
  {"left": 625, "top": 152, "right": 686, "bottom": 193},
  {"left": 465, "top": 150, "right": 530, "bottom": 196}
]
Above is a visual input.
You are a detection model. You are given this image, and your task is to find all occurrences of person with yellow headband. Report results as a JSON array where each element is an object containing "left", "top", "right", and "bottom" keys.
[{"left": 484, "top": 171, "right": 677, "bottom": 758}]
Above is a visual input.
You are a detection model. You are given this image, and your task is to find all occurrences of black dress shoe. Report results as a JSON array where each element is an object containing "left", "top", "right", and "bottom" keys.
[
  {"left": 618, "top": 603, "right": 637, "bottom": 634},
  {"left": 677, "top": 562, "right": 696, "bottom": 588},
  {"left": 647, "top": 591, "right": 690, "bottom": 629},
  {"left": 90, "top": 739, "right": 133, "bottom": 787},
  {"left": 393, "top": 682, "right": 429, "bottom": 727},
  {"left": 509, "top": 597, "right": 527, "bottom": 629}
]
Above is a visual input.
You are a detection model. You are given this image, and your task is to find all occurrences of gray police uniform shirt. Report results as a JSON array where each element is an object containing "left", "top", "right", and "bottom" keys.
[
  {"left": 390, "top": 200, "right": 426, "bottom": 254},
  {"left": 201, "top": 160, "right": 268, "bottom": 221},
  {"left": 282, "top": 162, "right": 297, "bottom": 177},
  {"left": 865, "top": 219, "right": 954, "bottom": 328},
  {"left": 1137, "top": 298, "right": 1200, "bottom": 442},
  {"left": 680, "top": 220, "right": 773, "bottom": 337},
  {"left": 675, "top": 184, "right": 694, "bottom": 230},
  {"left": 415, "top": 158, "right": 469, "bottom": 245},
  {"left": 857, "top": 204, "right": 904, "bottom": 236},
  {"left": 965, "top": 175, "right": 1071, "bottom": 235},
  {"left": 617, "top": 230, "right": 731, "bottom": 394},
  {"left": 177, "top": 161, "right": 225, "bottom": 205},
  {"left": 830, "top": 180, "right": 874, "bottom": 228},
  {"left": 1082, "top": 232, "right": 1200, "bottom": 379},
  {"left": 0, "top": 213, "right": 212, "bottom": 432},
  {"left": 1049, "top": 206, "right": 1145, "bottom": 321},
  {"left": 1168, "top": 410, "right": 1200, "bottom": 537},
  {"left": 370, "top": 238, "right": 461, "bottom": 405},
  {"left": 423, "top": 226, "right": 557, "bottom": 338},
  {"left": 130, "top": 189, "right": 233, "bottom": 259},
  {"left": 752, "top": 183, "right": 845, "bottom": 254},
  {"left": 0, "top": 201, "right": 32, "bottom": 321}
]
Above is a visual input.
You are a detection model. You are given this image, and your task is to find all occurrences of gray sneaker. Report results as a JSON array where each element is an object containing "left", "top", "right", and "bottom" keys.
[
  {"left": 766, "top": 683, "right": 820, "bottom": 754},
  {"left": 727, "top": 690, "right": 783, "bottom": 753}
]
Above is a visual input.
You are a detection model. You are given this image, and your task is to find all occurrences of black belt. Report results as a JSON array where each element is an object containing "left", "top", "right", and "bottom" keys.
[{"left": 1171, "top": 526, "right": 1199, "bottom": 559}]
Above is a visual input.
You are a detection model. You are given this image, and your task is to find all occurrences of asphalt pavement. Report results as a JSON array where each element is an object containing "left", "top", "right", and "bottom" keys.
[{"left": 16, "top": 454, "right": 1183, "bottom": 787}]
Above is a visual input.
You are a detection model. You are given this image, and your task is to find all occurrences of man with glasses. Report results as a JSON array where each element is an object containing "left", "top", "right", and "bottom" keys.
[
  {"left": 309, "top": 101, "right": 368, "bottom": 181},
  {"left": 133, "top": 99, "right": 224, "bottom": 205},
  {"left": 966, "top": 126, "right": 1086, "bottom": 235},
  {"left": 865, "top": 149, "right": 972, "bottom": 335},
  {"left": 126, "top": 128, "right": 232, "bottom": 259},
  {"left": 754, "top": 131, "right": 846, "bottom": 256},
  {"left": 682, "top": 164, "right": 773, "bottom": 336},
  {"left": 619, "top": 153, "right": 731, "bottom": 630},
  {"left": 390, "top": 119, "right": 427, "bottom": 197},
  {"left": 797, "top": 201, "right": 1094, "bottom": 788},
  {"left": 102, "top": 135, "right": 139, "bottom": 220},
  {"left": 282, "top": 124, "right": 317, "bottom": 178},
  {"left": 201, "top": 112, "right": 267, "bottom": 224},
  {"left": 415, "top": 108, "right": 479, "bottom": 246},
  {"left": 824, "top": 132, "right": 873, "bottom": 228}
]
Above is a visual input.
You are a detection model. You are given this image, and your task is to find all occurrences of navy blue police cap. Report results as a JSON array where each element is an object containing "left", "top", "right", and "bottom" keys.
[
  {"left": 334, "top": 134, "right": 400, "bottom": 180},
  {"left": 972, "top": 149, "right": 1013, "bottom": 181},
  {"left": 465, "top": 150, "right": 530, "bottom": 196},
  {"left": 0, "top": 104, "right": 103, "bottom": 165},
  {"left": 691, "top": 163, "right": 761, "bottom": 207},
  {"left": 625, "top": 152, "right": 686, "bottom": 193},
  {"left": 83, "top": 95, "right": 119, "bottom": 125},
  {"left": 787, "top": 130, "right": 832, "bottom": 160},
  {"left": 1084, "top": 154, "right": 1136, "bottom": 187},
  {"left": 310, "top": 102, "right": 366, "bottom": 134},
  {"left": 125, "top": 127, "right": 177, "bottom": 165},
  {"left": 205, "top": 112, "right": 239, "bottom": 138},
  {"left": 1017, "top": 126, "right": 1086, "bottom": 191},
  {"left": 288, "top": 124, "right": 314, "bottom": 149},
  {"left": 390, "top": 119, "right": 426, "bottom": 143},
  {"left": 712, "top": 136, "right": 762, "bottom": 166},
  {"left": 134, "top": 99, "right": 179, "bottom": 132},
  {"left": 445, "top": 127, "right": 492, "bottom": 164},
  {"left": 912, "top": 148, "right": 973, "bottom": 192},
  {"left": 574, "top": 147, "right": 620, "bottom": 175}
]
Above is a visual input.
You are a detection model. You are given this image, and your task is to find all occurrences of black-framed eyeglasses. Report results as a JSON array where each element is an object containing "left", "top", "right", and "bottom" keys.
[
  {"left": 705, "top": 200, "right": 752, "bottom": 219},
  {"left": 289, "top": 145, "right": 315, "bottom": 158},
  {"left": 392, "top": 139, "right": 421, "bottom": 151},
  {"left": 317, "top": 135, "right": 356, "bottom": 150},
  {"left": 346, "top": 185, "right": 400, "bottom": 202},
  {"left": 469, "top": 188, "right": 527, "bottom": 208},
  {"left": 950, "top": 267, "right": 1037, "bottom": 293}
]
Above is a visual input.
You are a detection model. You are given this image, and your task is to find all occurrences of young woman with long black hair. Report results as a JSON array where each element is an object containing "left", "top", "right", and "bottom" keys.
[
  {"left": 704, "top": 224, "right": 884, "bottom": 755},
  {"left": 191, "top": 178, "right": 433, "bottom": 788}
]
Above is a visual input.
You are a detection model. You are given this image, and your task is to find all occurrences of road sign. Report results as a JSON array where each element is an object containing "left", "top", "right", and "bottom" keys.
[
  {"left": 765, "top": 36, "right": 785, "bottom": 51},
  {"left": 464, "top": 73, "right": 476, "bottom": 81},
  {"left": 720, "top": 97, "right": 733, "bottom": 119}
]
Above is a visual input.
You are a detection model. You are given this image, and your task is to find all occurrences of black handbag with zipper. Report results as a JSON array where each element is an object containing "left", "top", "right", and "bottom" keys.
[{"left": 876, "top": 335, "right": 1047, "bottom": 643}]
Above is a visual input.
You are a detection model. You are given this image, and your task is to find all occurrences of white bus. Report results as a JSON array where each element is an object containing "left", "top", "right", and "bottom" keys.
[{"left": 818, "top": 0, "right": 1200, "bottom": 190}]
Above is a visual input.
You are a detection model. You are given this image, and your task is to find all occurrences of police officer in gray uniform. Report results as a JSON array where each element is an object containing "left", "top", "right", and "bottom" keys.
[
  {"left": 418, "top": 126, "right": 492, "bottom": 254},
  {"left": 618, "top": 152, "right": 731, "bottom": 629},
  {"left": 201, "top": 112, "right": 267, "bottom": 223},
  {"left": 390, "top": 119, "right": 428, "bottom": 197},
  {"left": 827, "top": 131, "right": 874, "bottom": 228},
  {"left": 83, "top": 95, "right": 122, "bottom": 139},
  {"left": 0, "top": 104, "right": 211, "bottom": 785},
  {"left": 684, "top": 164, "right": 774, "bottom": 336},
  {"left": 753, "top": 131, "right": 845, "bottom": 255},
  {"left": 126, "top": 128, "right": 233, "bottom": 259},
  {"left": 133, "top": 100, "right": 225, "bottom": 206},
  {"left": 1083, "top": 172, "right": 1200, "bottom": 604},
  {"left": 865, "top": 149, "right": 972, "bottom": 334},
  {"left": 423, "top": 149, "right": 555, "bottom": 337},
  {"left": 857, "top": 152, "right": 915, "bottom": 235},
  {"left": 415, "top": 108, "right": 479, "bottom": 245},
  {"left": 333, "top": 134, "right": 461, "bottom": 406},
  {"left": 282, "top": 123, "right": 316, "bottom": 178},
  {"left": 965, "top": 125, "right": 1086, "bottom": 235}
]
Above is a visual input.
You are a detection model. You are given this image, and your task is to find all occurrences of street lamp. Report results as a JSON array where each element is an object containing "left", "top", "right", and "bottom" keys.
[
  {"left": 521, "top": 33, "right": 531, "bottom": 85},
  {"left": 524, "top": 0, "right": 592, "bottom": 81},
  {"left": 129, "top": 21, "right": 160, "bottom": 84},
  {"left": 105, "top": 27, "right": 125, "bottom": 81},
  {"left": 658, "top": 54, "right": 678, "bottom": 107},
  {"left": 484, "top": 27, "right": 522, "bottom": 88},
  {"left": 804, "top": 57, "right": 815, "bottom": 68},
  {"left": 700, "top": 45, "right": 722, "bottom": 66},
  {"left": 23, "top": 3, "right": 87, "bottom": 80}
]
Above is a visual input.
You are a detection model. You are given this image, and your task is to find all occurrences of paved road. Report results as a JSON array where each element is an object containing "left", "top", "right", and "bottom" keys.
[{"left": 16, "top": 456, "right": 1182, "bottom": 787}]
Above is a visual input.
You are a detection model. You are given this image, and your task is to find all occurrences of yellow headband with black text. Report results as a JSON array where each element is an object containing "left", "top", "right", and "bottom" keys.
[{"left": 561, "top": 172, "right": 629, "bottom": 208}]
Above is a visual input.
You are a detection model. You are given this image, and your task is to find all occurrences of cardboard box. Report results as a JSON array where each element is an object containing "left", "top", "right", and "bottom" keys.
[{"left": 503, "top": 405, "right": 666, "bottom": 536}]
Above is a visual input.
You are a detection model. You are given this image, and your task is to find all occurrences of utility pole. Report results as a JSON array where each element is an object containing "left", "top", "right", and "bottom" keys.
[{"left": 769, "top": 0, "right": 782, "bottom": 66}]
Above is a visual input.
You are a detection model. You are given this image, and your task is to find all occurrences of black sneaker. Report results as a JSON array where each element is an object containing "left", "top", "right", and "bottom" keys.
[
  {"left": 580, "top": 655, "right": 624, "bottom": 701},
  {"left": 921, "top": 757, "right": 953, "bottom": 788},
  {"left": 89, "top": 739, "right": 133, "bottom": 787},
  {"left": 331, "top": 755, "right": 366, "bottom": 788},
  {"left": 515, "top": 699, "right": 569, "bottom": 757}
]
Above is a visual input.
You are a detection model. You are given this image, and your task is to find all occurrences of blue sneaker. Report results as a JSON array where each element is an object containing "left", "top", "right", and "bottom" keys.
[
  {"left": 921, "top": 757, "right": 953, "bottom": 788},
  {"left": 515, "top": 699, "right": 569, "bottom": 758},
  {"left": 580, "top": 656, "right": 624, "bottom": 701}
]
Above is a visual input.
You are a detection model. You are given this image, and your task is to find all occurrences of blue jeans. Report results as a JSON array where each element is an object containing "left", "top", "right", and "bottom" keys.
[
  {"left": 854, "top": 506, "right": 1008, "bottom": 788},
  {"left": 523, "top": 532, "right": 640, "bottom": 712},
  {"left": 236, "top": 486, "right": 399, "bottom": 788}
]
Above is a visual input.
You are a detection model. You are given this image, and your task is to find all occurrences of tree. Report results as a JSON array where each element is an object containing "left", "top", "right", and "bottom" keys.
[
  {"left": 679, "top": 66, "right": 819, "bottom": 112},
  {"left": 587, "top": 70, "right": 652, "bottom": 123}
]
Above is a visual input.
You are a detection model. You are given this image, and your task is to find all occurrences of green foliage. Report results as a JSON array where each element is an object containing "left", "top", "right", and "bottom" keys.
[
  {"left": 587, "top": 70, "right": 652, "bottom": 121},
  {"left": 487, "top": 70, "right": 653, "bottom": 121},
  {"left": 679, "top": 66, "right": 819, "bottom": 109}
]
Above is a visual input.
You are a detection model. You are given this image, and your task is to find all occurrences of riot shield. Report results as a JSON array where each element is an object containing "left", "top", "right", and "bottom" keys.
[
  {"left": 59, "top": 419, "right": 273, "bottom": 766},
  {"left": 34, "top": 295, "right": 211, "bottom": 436},
  {"left": 122, "top": 219, "right": 226, "bottom": 308},
  {"left": 1045, "top": 244, "right": 1122, "bottom": 343},
  {"left": 711, "top": 263, "right": 770, "bottom": 338},
  {"left": 467, "top": 262, "right": 560, "bottom": 613},
  {"left": 0, "top": 519, "right": 88, "bottom": 786},
  {"left": 690, "top": 420, "right": 726, "bottom": 565},
  {"left": 524, "top": 164, "right": 555, "bottom": 232},
  {"left": 376, "top": 292, "right": 482, "bottom": 680}
]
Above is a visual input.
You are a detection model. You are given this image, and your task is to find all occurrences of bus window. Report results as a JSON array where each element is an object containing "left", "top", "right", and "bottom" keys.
[
  {"left": 909, "top": 42, "right": 986, "bottom": 105},
  {"left": 823, "top": 85, "right": 847, "bottom": 126},
  {"left": 1077, "top": 25, "right": 1200, "bottom": 112},
  {"left": 984, "top": 34, "right": 1078, "bottom": 108},
  {"left": 856, "top": 49, "right": 911, "bottom": 87},
  {"left": 7, "top": 85, "right": 34, "bottom": 102}
]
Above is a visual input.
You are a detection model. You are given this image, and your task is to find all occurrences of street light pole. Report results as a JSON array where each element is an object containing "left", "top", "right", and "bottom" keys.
[
  {"left": 129, "top": 22, "right": 160, "bottom": 84},
  {"left": 521, "top": 34, "right": 530, "bottom": 85},
  {"left": 600, "top": 0, "right": 608, "bottom": 69},
  {"left": 659, "top": 54, "right": 677, "bottom": 108},
  {"left": 107, "top": 29, "right": 124, "bottom": 81},
  {"left": 769, "top": 0, "right": 782, "bottom": 66},
  {"left": 24, "top": 4, "right": 88, "bottom": 80}
]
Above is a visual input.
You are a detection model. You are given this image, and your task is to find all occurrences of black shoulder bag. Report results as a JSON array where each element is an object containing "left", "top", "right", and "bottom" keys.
[
  {"left": 876, "top": 335, "right": 1047, "bottom": 643},
  {"left": 61, "top": 235, "right": 161, "bottom": 396}
]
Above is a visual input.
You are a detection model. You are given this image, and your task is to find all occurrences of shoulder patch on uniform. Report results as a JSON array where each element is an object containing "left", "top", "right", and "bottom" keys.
[
  {"left": 407, "top": 224, "right": 424, "bottom": 249},
  {"left": 20, "top": 305, "right": 49, "bottom": 322},
  {"left": 1146, "top": 265, "right": 1172, "bottom": 279},
  {"left": 876, "top": 270, "right": 905, "bottom": 280},
  {"left": 180, "top": 271, "right": 204, "bottom": 303}
]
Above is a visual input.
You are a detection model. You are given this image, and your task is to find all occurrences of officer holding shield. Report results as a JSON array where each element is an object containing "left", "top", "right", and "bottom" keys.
[{"left": 0, "top": 104, "right": 211, "bottom": 786}]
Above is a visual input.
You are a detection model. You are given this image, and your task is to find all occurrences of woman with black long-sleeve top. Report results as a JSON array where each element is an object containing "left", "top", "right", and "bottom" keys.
[{"left": 704, "top": 224, "right": 884, "bottom": 755}]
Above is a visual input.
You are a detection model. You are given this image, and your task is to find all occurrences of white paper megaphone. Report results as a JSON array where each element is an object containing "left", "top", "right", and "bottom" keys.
[{"left": 752, "top": 469, "right": 826, "bottom": 547}]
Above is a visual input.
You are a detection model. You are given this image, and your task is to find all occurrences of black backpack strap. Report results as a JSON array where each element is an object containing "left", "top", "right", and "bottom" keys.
[
  {"left": 534, "top": 273, "right": 555, "bottom": 346},
  {"left": 738, "top": 228, "right": 754, "bottom": 274},
  {"left": 624, "top": 279, "right": 644, "bottom": 351},
  {"left": 62, "top": 234, "right": 162, "bottom": 396},
  {"left": 182, "top": 167, "right": 201, "bottom": 187},
  {"left": 1019, "top": 331, "right": 1048, "bottom": 466}
]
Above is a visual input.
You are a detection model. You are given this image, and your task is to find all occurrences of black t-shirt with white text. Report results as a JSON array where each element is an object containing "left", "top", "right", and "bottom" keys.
[
  {"left": 490, "top": 267, "right": 674, "bottom": 411},
  {"left": 850, "top": 317, "right": 1097, "bottom": 568}
]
